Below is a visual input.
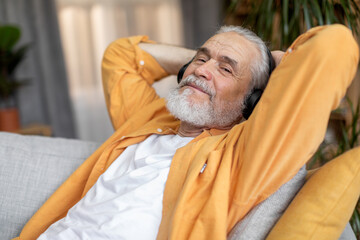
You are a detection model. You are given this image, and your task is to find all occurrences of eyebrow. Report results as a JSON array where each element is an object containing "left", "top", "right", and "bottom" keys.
[
  {"left": 196, "top": 47, "right": 211, "bottom": 57},
  {"left": 221, "top": 56, "right": 238, "bottom": 72},
  {"left": 196, "top": 47, "right": 239, "bottom": 72}
]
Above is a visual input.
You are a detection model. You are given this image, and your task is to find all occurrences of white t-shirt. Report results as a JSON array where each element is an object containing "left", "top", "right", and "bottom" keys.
[{"left": 38, "top": 134, "right": 194, "bottom": 240}]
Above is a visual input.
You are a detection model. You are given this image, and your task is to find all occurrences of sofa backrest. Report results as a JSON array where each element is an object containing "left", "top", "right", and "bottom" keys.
[
  {"left": 1, "top": 131, "right": 356, "bottom": 240},
  {"left": 0, "top": 132, "right": 100, "bottom": 239}
]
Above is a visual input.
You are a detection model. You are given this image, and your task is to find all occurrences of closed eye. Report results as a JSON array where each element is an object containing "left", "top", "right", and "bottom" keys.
[
  {"left": 219, "top": 64, "right": 233, "bottom": 74},
  {"left": 222, "top": 67, "right": 232, "bottom": 73},
  {"left": 196, "top": 58, "right": 206, "bottom": 63}
]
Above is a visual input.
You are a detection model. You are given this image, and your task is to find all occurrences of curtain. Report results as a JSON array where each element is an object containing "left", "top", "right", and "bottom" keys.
[
  {"left": 0, "top": 0, "right": 76, "bottom": 138},
  {"left": 56, "top": 0, "right": 183, "bottom": 142}
]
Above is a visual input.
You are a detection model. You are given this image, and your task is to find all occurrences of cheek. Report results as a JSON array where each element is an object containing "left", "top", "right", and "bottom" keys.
[
  {"left": 215, "top": 81, "right": 245, "bottom": 103},
  {"left": 182, "top": 65, "right": 194, "bottom": 80},
  {"left": 183, "top": 64, "right": 196, "bottom": 79}
]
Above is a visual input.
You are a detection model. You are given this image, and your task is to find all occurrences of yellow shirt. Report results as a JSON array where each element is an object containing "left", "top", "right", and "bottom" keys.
[{"left": 14, "top": 24, "right": 359, "bottom": 240}]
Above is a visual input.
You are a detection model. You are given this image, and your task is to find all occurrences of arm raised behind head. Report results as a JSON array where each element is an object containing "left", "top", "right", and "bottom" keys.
[
  {"left": 102, "top": 36, "right": 196, "bottom": 129},
  {"left": 138, "top": 42, "right": 195, "bottom": 75},
  {"left": 228, "top": 25, "right": 359, "bottom": 223}
]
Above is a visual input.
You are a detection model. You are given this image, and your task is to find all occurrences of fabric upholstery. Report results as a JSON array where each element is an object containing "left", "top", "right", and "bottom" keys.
[
  {"left": 0, "top": 132, "right": 357, "bottom": 240},
  {"left": 0, "top": 132, "right": 100, "bottom": 240},
  {"left": 267, "top": 147, "right": 360, "bottom": 240},
  {"left": 228, "top": 166, "right": 307, "bottom": 239}
]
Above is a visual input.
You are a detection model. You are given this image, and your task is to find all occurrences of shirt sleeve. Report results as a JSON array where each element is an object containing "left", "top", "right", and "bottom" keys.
[
  {"left": 229, "top": 25, "right": 359, "bottom": 206},
  {"left": 101, "top": 36, "right": 168, "bottom": 130}
]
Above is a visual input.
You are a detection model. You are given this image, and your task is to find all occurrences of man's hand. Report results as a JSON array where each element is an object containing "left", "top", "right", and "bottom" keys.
[{"left": 271, "top": 50, "right": 285, "bottom": 66}]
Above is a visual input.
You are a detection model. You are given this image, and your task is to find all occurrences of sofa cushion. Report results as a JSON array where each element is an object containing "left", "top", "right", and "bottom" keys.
[
  {"left": 267, "top": 147, "right": 360, "bottom": 240},
  {"left": 0, "top": 132, "right": 100, "bottom": 240}
]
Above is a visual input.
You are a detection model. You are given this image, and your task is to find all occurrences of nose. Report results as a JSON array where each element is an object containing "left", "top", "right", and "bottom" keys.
[{"left": 194, "top": 60, "right": 215, "bottom": 81}]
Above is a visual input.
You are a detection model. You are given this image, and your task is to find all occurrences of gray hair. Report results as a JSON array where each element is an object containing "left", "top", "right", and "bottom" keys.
[{"left": 216, "top": 25, "right": 270, "bottom": 91}]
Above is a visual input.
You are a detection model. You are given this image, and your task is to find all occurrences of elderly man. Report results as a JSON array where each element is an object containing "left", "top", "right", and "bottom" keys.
[{"left": 15, "top": 24, "right": 358, "bottom": 240}]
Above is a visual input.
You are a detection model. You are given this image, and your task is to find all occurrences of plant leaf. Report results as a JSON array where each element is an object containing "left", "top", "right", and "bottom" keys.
[
  {"left": 341, "top": 122, "right": 350, "bottom": 151},
  {"left": 7, "top": 44, "right": 30, "bottom": 75},
  {"left": 324, "top": 1, "right": 332, "bottom": 25},
  {"left": 0, "top": 25, "right": 21, "bottom": 51},
  {"left": 311, "top": 0, "right": 324, "bottom": 25},
  {"left": 282, "top": 0, "right": 289, "bottom": 37},
  {"left": 302, "top": 1, "right": 313, "bottom": 29},
  {"left": 340, "top": 0, "right": 353, "bottom": 30}
]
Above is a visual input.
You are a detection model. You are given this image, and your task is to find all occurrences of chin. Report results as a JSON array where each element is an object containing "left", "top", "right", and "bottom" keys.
[
  {"left": 166, "top": 88, "right": 215, "bottom": 126},
  {"left": 166, "top": 87, "right": 242, "bottom": 128}
]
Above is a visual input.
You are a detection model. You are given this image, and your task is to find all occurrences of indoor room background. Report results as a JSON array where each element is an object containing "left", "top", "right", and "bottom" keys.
[{"left": 0, "top": 0, "right": 222, "bottom": 142}]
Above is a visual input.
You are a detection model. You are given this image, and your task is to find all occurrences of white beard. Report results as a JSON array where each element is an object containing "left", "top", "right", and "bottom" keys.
[{"left": 166, "top": 74, "right": 244, "bottom": 128}]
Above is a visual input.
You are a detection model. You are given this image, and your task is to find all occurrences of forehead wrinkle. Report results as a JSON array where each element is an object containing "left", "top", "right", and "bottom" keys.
[
  {"left": 196, "top": 47, "right": 211, "bottom": 57},
  {"left": 208, "top": 36, "right": 257, "bottom": 65},
  {"left": 196, "top": 46, "right": 240, "bottom": 72}
]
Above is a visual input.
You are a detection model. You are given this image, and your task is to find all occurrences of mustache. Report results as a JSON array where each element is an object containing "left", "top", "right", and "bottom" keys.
[{"left": 178, "top": 74, "right": 216, "bottom": 97}]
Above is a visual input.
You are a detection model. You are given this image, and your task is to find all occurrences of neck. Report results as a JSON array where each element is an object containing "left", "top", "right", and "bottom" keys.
[
  {"left": 178, "top": 121, "right": 237, "bottom": 137},
  {"left": 178, "top": 121, "right": 208, "bottom": 137}
]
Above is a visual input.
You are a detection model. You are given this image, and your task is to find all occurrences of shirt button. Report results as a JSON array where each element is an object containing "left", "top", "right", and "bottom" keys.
[
  {"left": 139, "top": 60, "right": 145, "bottom": 65},
  {"left": 157, "top": 128, "right": 163, "bottom": 133},
  {"left": 288, "top": 48, "right": 292, "bottom": 53}
]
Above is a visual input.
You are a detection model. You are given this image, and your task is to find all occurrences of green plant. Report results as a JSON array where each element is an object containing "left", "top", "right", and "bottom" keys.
[
  {"left": 0, "top": 24, "right": 29, "bottom": 108},
  {"left": 226, "top": 0, "right": 360, "bottom": 50}
]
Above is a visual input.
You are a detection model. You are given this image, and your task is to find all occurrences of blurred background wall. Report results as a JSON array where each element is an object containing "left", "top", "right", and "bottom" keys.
[
  {"left": 0, "top": 0, "right": 223, "bottom": 141},
  {"left": 1, "top": 0, "right": 359, "bottom": 144}
]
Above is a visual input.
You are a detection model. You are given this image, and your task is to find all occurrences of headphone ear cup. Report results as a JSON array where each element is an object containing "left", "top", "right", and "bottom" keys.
[
  {"left": 177, "top": 59, "right": 194, "bottom": 83},
  {"left": 177, "top": 64, "right": 188, "bottom": 83},
  {"left": 242, "top": 48, "right": 273, "bottom": 120},
  {"left": 242, "top": 89, "right": 263, "bottom": 120},
  {"left": 267, "top": 48, "right": 276, "bottom": 77}
]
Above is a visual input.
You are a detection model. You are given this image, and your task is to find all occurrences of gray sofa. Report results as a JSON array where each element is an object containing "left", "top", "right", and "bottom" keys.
[
  {"left": 0, "top": 132, "right": 100, "bottom": 239},
  {"left": 0, "top": 132, "right": 356, "bottom": 239}
]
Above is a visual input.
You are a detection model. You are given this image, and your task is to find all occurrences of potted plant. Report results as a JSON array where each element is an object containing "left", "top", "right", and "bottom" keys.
[{"left": 0, "top": 24, "right": 29, "bottom": 132}]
